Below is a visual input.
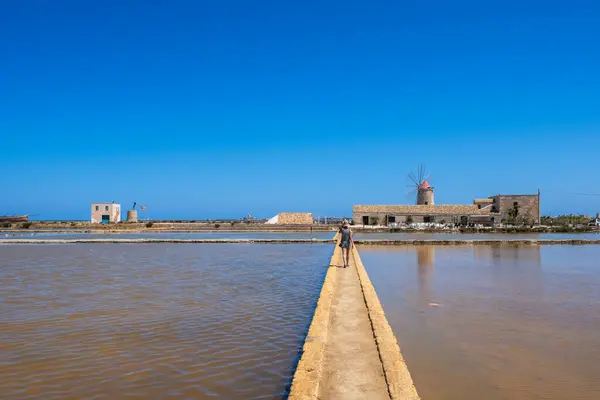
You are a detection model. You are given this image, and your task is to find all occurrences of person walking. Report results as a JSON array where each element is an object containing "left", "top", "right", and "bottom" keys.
[{"left": 339, "top": 220, "right": 353, "bottom": 268}]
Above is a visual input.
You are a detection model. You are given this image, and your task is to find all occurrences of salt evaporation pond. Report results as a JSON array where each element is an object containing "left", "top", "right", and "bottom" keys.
[
  {"left": 0, "top": 243, "right": 331, "bottom": 399},
  {"left": 0, "top": 231, "right": 335, "bottom": 241},
  {"left": 354, "top": 231, "right": 600, "bottom": 241},
  {"left": 361, "top": 245, "right": 600, "bottom": 400}
]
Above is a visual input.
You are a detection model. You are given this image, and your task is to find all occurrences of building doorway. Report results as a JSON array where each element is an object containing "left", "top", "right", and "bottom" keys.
[
  {"left": 423, "top": 216, "right": 434, "bottom": 223},
  {"left": 101, "top": 215, "right": 110, "bottom": 224},
  {"left": 362, "top": 216, "right": 369, "bottom": 225},
  {"left": 387, "top": 215, "right": 396, "bottom": 224}
]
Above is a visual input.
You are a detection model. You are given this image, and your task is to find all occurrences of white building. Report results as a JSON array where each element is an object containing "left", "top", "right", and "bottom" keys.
[{"left": 91, "top": 203, "right": 121, "bottom": 223}]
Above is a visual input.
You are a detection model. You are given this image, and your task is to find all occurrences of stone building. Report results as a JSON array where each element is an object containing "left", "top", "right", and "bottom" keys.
[
  {"left": 91, "top": 202, "right": 121, "bottom": 224},
  {"left": 488, "top": 192, "right": 541, "bottom": 224},
  {"left": 354, "top": 190, "right": 541, "bottom": 226},
  {"left": 353, "top": 204, "right": 497, "bottom": 226},
  {"left": 417, "top": 180, "right": 434, "bottom": 205}
]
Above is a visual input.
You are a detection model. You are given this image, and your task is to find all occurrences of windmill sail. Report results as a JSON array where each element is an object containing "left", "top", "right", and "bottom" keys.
[{"left": 407, "top": 163, "right": 433, "bottom": 205}]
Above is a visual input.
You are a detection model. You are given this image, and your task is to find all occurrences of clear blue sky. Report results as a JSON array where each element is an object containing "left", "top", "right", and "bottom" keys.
[{"left": 1, "top": 0, "right": 599, "bottom": 220}]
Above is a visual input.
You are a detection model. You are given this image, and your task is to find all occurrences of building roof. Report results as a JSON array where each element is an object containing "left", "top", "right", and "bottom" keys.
[
  {"left": 496, "top": 194, "right": 539, "bottom": 198},
  {"left": 353, "top": 204, "right": 496, "bottom": 216},
  {"left": 418, "top": 180, "right": 432, "bottom": 189}
]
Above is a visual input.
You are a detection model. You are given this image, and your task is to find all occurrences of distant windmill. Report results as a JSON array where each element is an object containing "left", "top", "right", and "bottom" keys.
[{"left": 407, "top": 164, "right": 435, "bottom": 205}]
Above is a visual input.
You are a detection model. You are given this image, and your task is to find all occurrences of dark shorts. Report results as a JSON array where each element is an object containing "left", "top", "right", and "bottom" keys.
[{"left": 340, "top": 241, "right": 351, "bottom": 249}]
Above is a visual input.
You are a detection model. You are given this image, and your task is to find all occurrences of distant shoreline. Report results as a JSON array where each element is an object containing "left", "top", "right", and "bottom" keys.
[{"left": 1, "top": 221, "right": 598, "bottom": 234}]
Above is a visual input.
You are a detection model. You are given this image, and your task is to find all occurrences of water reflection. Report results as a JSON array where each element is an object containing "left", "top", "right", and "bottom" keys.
[
  {"left": 0, "top": 244, "right": 330, "bottom": 399},
  {"left": 361, "top": 245, "right": 600, "bottom": 400},
  {"left": 473, "top": 245, "right": 542, "bottom": 266},
  {"left": 416, "top": 246, "right": 435, "bottom": 305}
]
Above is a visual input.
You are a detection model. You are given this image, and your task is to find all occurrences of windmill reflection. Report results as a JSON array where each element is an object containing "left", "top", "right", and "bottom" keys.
[
  {"left": 473, "top": 245, "right": 542, "bottom": 267},
  {"left": 473, "top": 244, "right": 543, "bottom": 296},
  {"left": 416, "top": 246, "right": 435, "bottom": 305}
]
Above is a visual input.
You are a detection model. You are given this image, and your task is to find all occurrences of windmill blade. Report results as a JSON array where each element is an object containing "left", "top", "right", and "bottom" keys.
[
  {"left": 405, "top": 189, "right": 417, "bottom": 202},
  {"left": 408, "top": 171, "right": 419, "bottom": 186},
  {"left": 418, "top": 163, "right": 425, "bottom": 184}
]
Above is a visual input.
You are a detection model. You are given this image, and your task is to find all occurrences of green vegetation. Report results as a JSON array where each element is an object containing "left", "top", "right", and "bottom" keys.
[
  {"left": 1, "top": 222, "right": 11, "bottom": 228},
  {"left": 145, "top": 222, "right": 154, "bottom": 228},
  {"left": 507, "top": 202, "right": 520, "bottom": 222},
  {"left": 406, "top": 216, "right": 414, "bottom": 224},
  {"left": 214, "top": 223, "right": 221, "bottom": 229},
  {"left": 21, "top": 222, "right": 32, "bottom": 229},
  {"left": 541, "top": 215, "right": 592, "bottom": 226},
  {"left": 370, "top": 216, "right": 379, "bottom": 226}
]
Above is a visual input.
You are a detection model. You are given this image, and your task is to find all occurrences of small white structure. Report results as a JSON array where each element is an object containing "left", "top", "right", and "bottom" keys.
[
  {"left": 91, "top": 203, "right": 121, "bottom": 224},
  {"left": 265, "top": 215, "right": 279, "bottom": 224}
]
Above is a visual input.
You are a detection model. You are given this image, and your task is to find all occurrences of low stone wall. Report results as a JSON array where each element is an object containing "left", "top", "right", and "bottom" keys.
[
  {"left": 288, "top": 237, "right": 340, "bottom": 399},
  {"left": 0, "top": 239, "right": 333, "bottom": 245},
  {"left": 353, "top": 239, "right": 600, "bottom": 246},
  {"left": 3, "top": 238, "right": 600, "bottom": 245}
]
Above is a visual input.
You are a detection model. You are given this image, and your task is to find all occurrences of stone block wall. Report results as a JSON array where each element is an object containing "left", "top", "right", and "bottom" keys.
[
  {"left": 277, "top": 213, "right": 313, "bottom": 225},
  {"left": 493, "top": 195, "right": 540, "bottom": 224}
]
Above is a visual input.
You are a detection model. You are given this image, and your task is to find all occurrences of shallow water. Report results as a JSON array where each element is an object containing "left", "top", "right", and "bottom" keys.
[
  {"left": 0, "top": 244, "right": 331, "bottom": 399},
  {"left": 354, "top": 232, "right": 600, "bottom": 240},
  {"left": 0, "top": 231, "right": 335, "bottom": 241},
  {"left": 361, "top": 245, "right": 600, "bottom": 400}
]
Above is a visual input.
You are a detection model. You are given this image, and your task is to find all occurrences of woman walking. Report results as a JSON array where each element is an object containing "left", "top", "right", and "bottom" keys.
[{"left": 339, "top": 220, "right": 353, "bottom": 268}]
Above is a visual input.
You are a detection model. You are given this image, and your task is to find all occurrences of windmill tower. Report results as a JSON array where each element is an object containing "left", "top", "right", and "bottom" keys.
[{"left": 408, "top": 164, "right": 435, "bottom": 205}]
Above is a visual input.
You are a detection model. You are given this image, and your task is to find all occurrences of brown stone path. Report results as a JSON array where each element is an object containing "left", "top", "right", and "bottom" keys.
[
  {"left": 318, "top": 249, "right": 389, "bottom": 399},
  {"left": 290, "top": 236, "right": 420, "bottom": 400}
]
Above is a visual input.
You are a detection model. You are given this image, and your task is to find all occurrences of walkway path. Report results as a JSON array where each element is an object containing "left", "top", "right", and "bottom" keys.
[
  {"left": 289, "top": 237, "right": 420, "bottom": 400},
  {"left": 319, "top": 247, "right": 389, "bottom": 399}
]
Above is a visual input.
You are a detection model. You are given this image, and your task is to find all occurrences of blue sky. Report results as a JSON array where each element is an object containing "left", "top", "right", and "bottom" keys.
[{"left": 1, "top": 0, "right": 599, "bottom": 220}]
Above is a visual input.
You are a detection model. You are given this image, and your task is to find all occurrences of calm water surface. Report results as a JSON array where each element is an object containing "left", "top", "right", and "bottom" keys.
[
  {"left": 354, "top": 232, "right": 600, "bottom": 240},
  {"left": 0, "top": 231, "right": 335, "bottom": 241},
  {"left": 361, "top": 245, "right": 600, "bottom": 400},
  {"left": 0, "top": 244, "right": 331, "bottom": 399}
]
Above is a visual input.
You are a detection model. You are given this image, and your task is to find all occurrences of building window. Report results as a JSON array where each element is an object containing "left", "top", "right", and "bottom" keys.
[
  {"left": 95, "top": 206, "right": 99, "bottom": 211},
  {"left": 105, "top": 206, "right": 109, "bottom": 211}
]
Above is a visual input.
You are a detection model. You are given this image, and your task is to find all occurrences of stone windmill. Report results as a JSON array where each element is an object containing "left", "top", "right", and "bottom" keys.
[{"left": 408, "top": 164, "right": 434, "bottom": 205}]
